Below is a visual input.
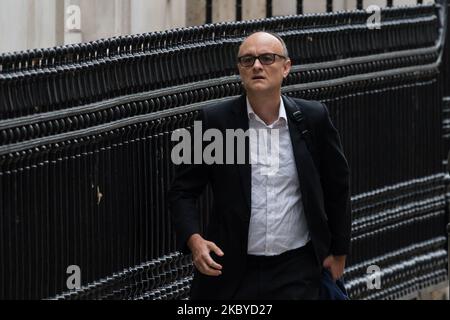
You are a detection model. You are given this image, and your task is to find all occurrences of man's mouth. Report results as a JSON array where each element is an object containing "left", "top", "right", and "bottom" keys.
[{"left": 252, "top": 76, "right": 266, "bottom": 80}]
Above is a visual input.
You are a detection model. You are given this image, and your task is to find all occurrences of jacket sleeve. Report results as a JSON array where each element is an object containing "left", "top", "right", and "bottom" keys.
[
  {"left": 318, "top": 102, "right": 352, "bottom": 256},
  {"left": 168, "top": 110, "right": 210, "bottom": 254}
]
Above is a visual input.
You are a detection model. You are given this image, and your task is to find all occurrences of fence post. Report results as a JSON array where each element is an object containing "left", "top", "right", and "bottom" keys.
[
  {"left": 206, "top": 0, "right": 212, "bottom": 24},
  {"left": 236, "top": 0, "right": 242, "bottom": 21},
  {"left": 266, "top": 0, "right": 272, "bottom": 18},
  {"left": 357, "top": 0, "right": 363, "bottom": 10},
  {"left": 447, "top": 149, "right": 450, "bottom": 300},
  {"left": 447, "top": 223, "right": 450, "bottom": 299},
  {"left": 327, "top": 0, "right": 333, "bottom": 12},
  {"left": 296, "top": 0, "right": 303, "bottom": 14}
]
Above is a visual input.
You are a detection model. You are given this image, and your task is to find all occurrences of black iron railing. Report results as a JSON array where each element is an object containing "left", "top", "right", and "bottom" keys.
[{"left": 0, "top": 2, "right": 448, "bottom": 300}]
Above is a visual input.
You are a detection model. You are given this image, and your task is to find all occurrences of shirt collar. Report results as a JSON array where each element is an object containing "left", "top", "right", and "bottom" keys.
[{"left": 246, "top": 96, "right": 287, "bottom": 127}]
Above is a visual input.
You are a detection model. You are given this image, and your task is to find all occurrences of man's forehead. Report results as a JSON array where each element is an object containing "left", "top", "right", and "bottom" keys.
[{"left": 239, "top": 33, "right": 283, "bottom": 53}]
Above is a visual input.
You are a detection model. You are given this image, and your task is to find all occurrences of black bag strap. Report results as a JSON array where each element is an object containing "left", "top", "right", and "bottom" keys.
[
  {"left": 288, "top": 103, "right": 319, "bottom": 168},
  {"left": 291, "top": 103, "right": 313, "bottom": 153}
]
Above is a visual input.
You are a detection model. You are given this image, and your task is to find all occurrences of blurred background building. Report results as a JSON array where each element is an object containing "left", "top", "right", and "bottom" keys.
[{"left": 0, "top": 0, "right": 432, "bottom": 54}]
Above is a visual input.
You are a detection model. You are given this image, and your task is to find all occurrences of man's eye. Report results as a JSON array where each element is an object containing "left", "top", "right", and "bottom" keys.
[
  {"left": 241, "top": 56, "right": 254, "bottom": 64},
  {"left": 260, "top": 55, "right": 274, "bottom": 63}
]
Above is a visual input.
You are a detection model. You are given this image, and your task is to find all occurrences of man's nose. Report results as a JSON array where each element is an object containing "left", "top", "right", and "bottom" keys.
[{"left": 252, "top": 58, "right": 264, "bottom": 70}]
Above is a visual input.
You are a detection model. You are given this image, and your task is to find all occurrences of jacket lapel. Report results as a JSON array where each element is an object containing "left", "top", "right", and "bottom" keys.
[
  {"left": 230, "top": 95, "right": 251, "bottom": 220},
  {"left": 283, "top": 96, "right": 320, "bottom": 211}
]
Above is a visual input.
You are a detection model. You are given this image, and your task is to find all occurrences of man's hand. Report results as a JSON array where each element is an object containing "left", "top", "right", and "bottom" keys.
[
  {"left": 323, "top": 255, "right": 346, "bottom": 281},
  {"left": 187, "top": 234, "right": 224, "bottom": 277}
]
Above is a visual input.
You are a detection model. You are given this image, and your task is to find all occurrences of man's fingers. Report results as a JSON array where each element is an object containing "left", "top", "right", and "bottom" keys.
[
  {"left": 203, "top": 266, "right": 222, "bottom": 276},
  {"left": 208, "top": 242, "right": 224, "bottom": 257},
  {"left": 330, "top": 266, "right": 344, "bottom": 281},
  {"left": 197, "top": 260, "right": 222, "bottom": 276},
  {"left": 191, "top": 240, "right": 225, "bottom": 276},
  {"left": 201, "top": 252, "right": 222, "bottom": 271},
  {"left": 323, "top": 260, "right": 332, "bottom": 269},
  {"left": 331, "top": 271, "right": 339, "bottom": 281},
  {"left": 334, "top": 272, "right": 342, "bottom": 281},
  {"left": 205, "top": 255, "right": 222, "bottom": 271},
  {"left": 193, "top": 252, "right": 223, "bottom": 276}
]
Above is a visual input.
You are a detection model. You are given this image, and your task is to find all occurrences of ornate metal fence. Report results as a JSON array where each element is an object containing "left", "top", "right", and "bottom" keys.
[{"left": 0, "top": 2, "right": 448, "bottom": 300}]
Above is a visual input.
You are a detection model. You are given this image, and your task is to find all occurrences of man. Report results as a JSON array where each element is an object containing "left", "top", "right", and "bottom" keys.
[{"left": 169, "top": 32, "right": 351, "bottom": 300}]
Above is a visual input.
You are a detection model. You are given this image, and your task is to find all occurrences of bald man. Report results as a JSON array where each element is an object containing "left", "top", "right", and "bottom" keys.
[{"left": 169, "top": 32, "right": 351, "bottom": 300}]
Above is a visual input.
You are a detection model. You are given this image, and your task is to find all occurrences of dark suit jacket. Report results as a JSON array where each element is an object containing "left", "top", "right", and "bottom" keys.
[{"left": 168, "top": 95, "right": 351, "bottom": 300}]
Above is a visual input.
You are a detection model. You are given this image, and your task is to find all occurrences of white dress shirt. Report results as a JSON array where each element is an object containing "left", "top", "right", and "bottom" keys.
[{"left": 246, "top": 97, "right": 310, "bottom": 256}]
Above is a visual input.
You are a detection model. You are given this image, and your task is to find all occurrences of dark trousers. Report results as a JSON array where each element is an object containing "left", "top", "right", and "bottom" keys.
[{"left": 232, "top": 242, "right": 321, "bottom": 300}]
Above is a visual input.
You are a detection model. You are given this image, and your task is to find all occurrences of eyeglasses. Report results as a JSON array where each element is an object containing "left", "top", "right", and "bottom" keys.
[{"left": 237, "top": 53, "right": 287, "bottom": 67}]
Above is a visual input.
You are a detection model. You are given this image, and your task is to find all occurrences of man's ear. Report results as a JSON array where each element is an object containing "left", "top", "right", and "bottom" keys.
[{"left": 283, "top": 59, "right": 292, "bottom": 78}]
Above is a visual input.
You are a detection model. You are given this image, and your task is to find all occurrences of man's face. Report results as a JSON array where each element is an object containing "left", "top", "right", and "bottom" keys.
[{"left": 237, "top": 32, "right": 291, "bottom": 94}]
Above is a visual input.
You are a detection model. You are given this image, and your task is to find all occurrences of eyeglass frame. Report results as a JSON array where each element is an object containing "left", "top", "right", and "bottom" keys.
[{"left": 237, "top": 53, "right": 288, "bottom": 67}]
